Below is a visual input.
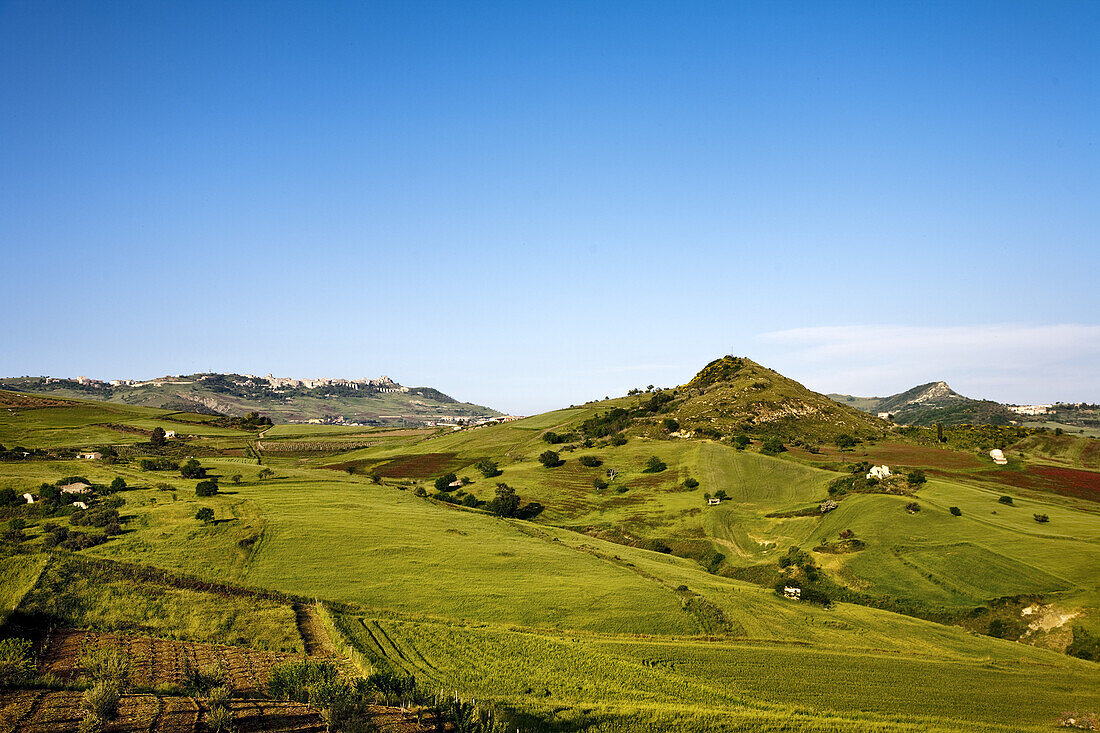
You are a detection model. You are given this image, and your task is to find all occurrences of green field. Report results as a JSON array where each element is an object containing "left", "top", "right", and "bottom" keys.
[{"left": 2, "top": 387, "right": 1100, "bottom": 731}]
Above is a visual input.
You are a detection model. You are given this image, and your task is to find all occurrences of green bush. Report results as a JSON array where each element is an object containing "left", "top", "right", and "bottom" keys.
[
  {"left": 608, "top": 433, "right": 628, "bottom": 446},
  {"left": 0, "top": 638, "right": 35, "bottom": 685},
  {"left": 475, "top": 460, "right": 501, "bottom": 478},
  {"left": 538, "top": 450, "right": 563, "bottom": 468},
  {"left": 949, "top": 506, "right": 962, "bottom": 517},
  {"left": 82, "top": 681, "right": 121, "bottom": 720},
  {"left": 434, "top": 473, "right": 458, "bottom": 492},
  {"left": 759, "top": 437, "right": 786, "bottom": 456},
  {"left": 593, "top": 478, "right": 608, "bottom": 490},
  {"left": 195, "top": 507, "right": 215, "bottom": 523},
  {"left": 180, "top": 459, "right": 207, "bottom": 479},
  {"left": 998, "top": 495, "right": 1014, "bottom": 505},
  {"left": 1033, "top": 513, "right": 1050, "bottom": 523},
  {"left": 196, "top": 480, "right": 219, "bottom": 497},
  {"left": 643, "top": 456, "right": 666, "bottom": 473},
  {"left": 682, "top": 477, "right": 699, "bottom": 489},
  {"left": 578, "top": 455, "right": 602, "bottom": 468}
]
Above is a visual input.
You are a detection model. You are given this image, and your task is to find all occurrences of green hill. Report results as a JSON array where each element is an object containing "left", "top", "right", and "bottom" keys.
[
  {"left": 2, "top": 362, "right": 1100, "bottom": 732},
  {"left": 0, "top": 373, "right": 500, "bottom": 426}
]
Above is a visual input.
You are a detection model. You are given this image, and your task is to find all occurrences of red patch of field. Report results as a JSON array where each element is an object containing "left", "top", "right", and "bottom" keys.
[
  {"left": 976, "top": 465, "right": 1100, "bottom": 503},
  {"left": 373, "top": 453, "right": 462, "bottom": 478}
]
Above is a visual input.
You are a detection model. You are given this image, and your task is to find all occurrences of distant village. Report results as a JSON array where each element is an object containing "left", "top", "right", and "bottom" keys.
[{"left": 47, "top": 373, "right": 412, "bottom": 393}]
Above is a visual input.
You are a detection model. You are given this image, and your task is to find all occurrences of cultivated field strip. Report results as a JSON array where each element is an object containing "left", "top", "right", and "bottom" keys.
[
  {"left": 0, "top": 691, "right": 325, "bottom": 733},
  {"left": 37, "top": 629, "right": 304, "bottom": 697}
]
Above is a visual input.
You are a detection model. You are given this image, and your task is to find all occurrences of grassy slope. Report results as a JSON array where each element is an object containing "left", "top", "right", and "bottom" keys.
[{"left": 3, "top": 392, "right": 1100, "bottom": 730}]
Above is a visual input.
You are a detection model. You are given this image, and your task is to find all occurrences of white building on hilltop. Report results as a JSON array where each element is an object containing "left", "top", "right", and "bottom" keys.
[{"left": 867, "top": 465, "right": 891, "bottom": 480}]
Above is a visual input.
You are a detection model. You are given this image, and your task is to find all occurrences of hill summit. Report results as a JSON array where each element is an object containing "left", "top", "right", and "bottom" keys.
[{"left": 640, "top": 356, "right": 887, "bottom": 442}]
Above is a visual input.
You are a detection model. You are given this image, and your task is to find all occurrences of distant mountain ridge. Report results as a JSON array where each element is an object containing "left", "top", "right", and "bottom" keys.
[
  {"left": 0, "top": 372, "right": 500, "bottom": 426},
  {"left": 829, "top": 381, "right": 1015, "bottom": 426}
]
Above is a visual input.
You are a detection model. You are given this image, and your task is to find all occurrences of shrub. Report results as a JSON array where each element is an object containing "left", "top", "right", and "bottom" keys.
[
  {"left": 434, "top": 473, "right": 458, "bottom": 492},
  {"left": 208, "top": 685, "right": 232, "bottom": 707},
  {"left": 643, "top": 456, "right": 667, "bottom": 473},
  {"left": 108, "top": 477, "right": 126, "bottom": 493},
  {"left": 196, "top": 507, "right": 215, "bottom": 523},
  {"left": 196, "top": 480, "right": 219, "bottom": 497},
  {"left": 138, "top": 457, "right": 179, "bottom": 471},
  {"left": 475, "top": 459, "right": 501, "bottom": 478},
  {"left": 835, "top": 434, "right": 858, "bottom": 449},
  {"left": 578, "top": 455, "right": 602, "bottom": 468},
  {"left": 998, "top": 495, "right": 1014, "bottom": 505},
  {"left": 713, "top": 489, "right": 728, "bottom": 501},
  {"left": 905, "top": 501, "right": 921, "bottom": 513},
  {"left": 683, "top": 477, "right": 699, "bottom": 489},
  {"left": 608, "top": 433, "right": 628, "bottom": 446},
  {"left": 231, "top": 474, "right": 243, "bottom": 485},
  {"left": 81, "top": 647, "right": 130, "bottom": 687},
  {"left": 0, "top": 487, "right": 18, "bottom": 506},
  {"left": 257, "top": 467, "right": 275, "bottom": 480},
  {"left": 180, "top": 459, "right": 206, "bottom": 479},
  {"left": 732, "top": 435, "right": 750, "bottom": 450},
  {"left": 1034, "top": 513, "right": 1050, "bottom": 523},
  {"left": 662, "top": 418, "right": 680, "bottom": 433},
  {"left": 538, "top": 450, "right": 563, "bottom": 468},
  {"left": 186, "top": 662, "right": 226, "bottom": 695},
  {"left": 78, "top": 713, "right": 106, "bottom": 733},
  {"left": 949, "top": 506, "right": 962, "bottom": 516},
  {"left": 206, "top": 704, "right": 235, "bottom": 732},
  {"left": 907, "top": 469, "right": 926, "bottom": 486},
  {"left": 269, "top": 659, "right": 341, "bottom": 703},
  {"left": 461, "top": 493, "right": 480, "bottom": 508},
  {"left": 82, "top": 681, "right": 121, "bottom": 720},
  {"left": 759, "top": 437, "right": 786, "bottom": 455},
  {"left": 0, "top": 638, "right": 34, "bottom": 685},
  {"left": 593, "top": 478, "right": 608, "bottom": 490}
]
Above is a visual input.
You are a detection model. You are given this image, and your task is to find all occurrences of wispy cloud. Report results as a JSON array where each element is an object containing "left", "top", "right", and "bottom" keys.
[{"left": 755, "top": 324, "right": 1100, "bottom": 402}]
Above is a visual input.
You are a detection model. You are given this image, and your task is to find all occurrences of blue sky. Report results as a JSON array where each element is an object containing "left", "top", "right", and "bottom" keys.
[{"left": 2, "top": 1, "right": 1097, "bottom": 414}]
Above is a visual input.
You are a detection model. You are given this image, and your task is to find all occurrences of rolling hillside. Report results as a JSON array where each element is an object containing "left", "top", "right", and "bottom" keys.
[
  {"left": 830, "top": 381, "right": 1017, "bottom": 426},
  {"left": 2, "top": 362, "right": 1099, "bottom": 732},
  {"left": 0, "top": 373, "right": 500, "bottom": 426}
]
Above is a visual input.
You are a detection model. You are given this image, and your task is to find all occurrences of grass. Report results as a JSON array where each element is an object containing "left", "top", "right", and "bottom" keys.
[
  {"left": 16, "top": 553, "right": 303, "bottom": 652},
  {"left": 0, "top": 553, "right": 48, "bottom": 626}
]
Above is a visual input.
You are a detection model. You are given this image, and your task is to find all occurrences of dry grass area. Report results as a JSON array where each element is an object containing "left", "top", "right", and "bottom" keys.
[{"left": 0, "top": 390, "right": 76, "bottom": 409}]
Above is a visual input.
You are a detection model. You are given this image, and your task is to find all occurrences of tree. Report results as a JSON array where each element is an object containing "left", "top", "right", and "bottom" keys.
[
  {"left": 683, "top": 477, "right": 699, "bottom": 489},
  {"left": 905, "top": 501, "right": 921, "bottom": 513},
  {"left": 906, "top": 470, "right": 926, "bottom": 487},
  {"left": 434, "top": 473, "right": 458, "bottom": 492},
  {"left": 760, "top": 437, "right": 786, "bottom": 456},
  {"left": 231, "top": 474, "right": 243, "bottom": 485},
  {"left": 195, "top": 507, "right": 215, "bottom": 523},
  {"left": 180, "top": 459, "right": 206, "bottom": 479},
  {"left": 835, "top": 434, "right": 857, "bottom": 449},
  {"left": 258, "top": 467, "right": 275, "bottom": 480},
  {"left": 593, "top": 478, "right": 608, "bottom": 490},
  {"left": 578, "top": 455, "right": 602, "bottom": 468},
  {"left": 196, "top": 480, "right": 219, "bottom": 497},
  {"left": 344, "top": 465, "right": 356, "bottom": 475},
  {"left": 150, "top": 427, "right": 166, "bottom": 447},
  {"left": 662, "top": 418, "right": 680, "bottom": 433},
  {"left": 643, "top": 456, "right": 667, "bottom": 473},
  {"left": 714, "top": 489, "right": 728, "bottom": 501},
  {"left": 949, "top": 506, "right": 962, "bottom": 517},
  {"left": 489, "top": 483, "right": 520, "bottom": 518},
  {"left": 608, "top": 434, "right": 628, "bottom": 447},
  {"left": 936, "top": 422, "right": 945, "bottom": 443},
  {"left": 109, "top": 477, "right": 126, "bottom": 493},
  {"left": 998, "top": 495, "right": 1014, "bottom": 505},
  {"left": 538, "top": 450, "right": 563, "bottom": 468},
  {"left": 475, "top": 459, "right": 501, "bottom": 478},
  {"left": 732, "top": 435, "right": 750, "bottom": 450},
  {"left": 0, "top": 487, "right": 17, "bottom": 506},
  {"left": 1034, "top": 513, "right": 1050, "bottom": 523}
]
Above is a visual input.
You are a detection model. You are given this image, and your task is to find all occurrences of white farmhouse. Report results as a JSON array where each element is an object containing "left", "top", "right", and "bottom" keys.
[
  {"left": 783, "top": 587, "right": 802, "bottom": 600},
  {"left": 22, "top": 493, "right": 35, "bottom": 504},
  {"left": 79, "top": 451, "right": 103, "bottom": 460},
  {"left": 72, "top": 501, "right": 88, "bottom": 510},
  {"left": 990, "top": 449, "right": 1008, "bottom": 465},
  {"left": 877, "top": 412, "right": 893, "bottom": 420},
  {"left": 867, "top": 465, "right": 891, "bottom": 480},
  {"left": 707, "top": 497, "right": 721, "bottom": 506},
  {"left": 164, "top": 430, "right": 176, "bottom": 438},
  {"left": 60, "top": 482, "right": 91, "bottom": 495}
]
